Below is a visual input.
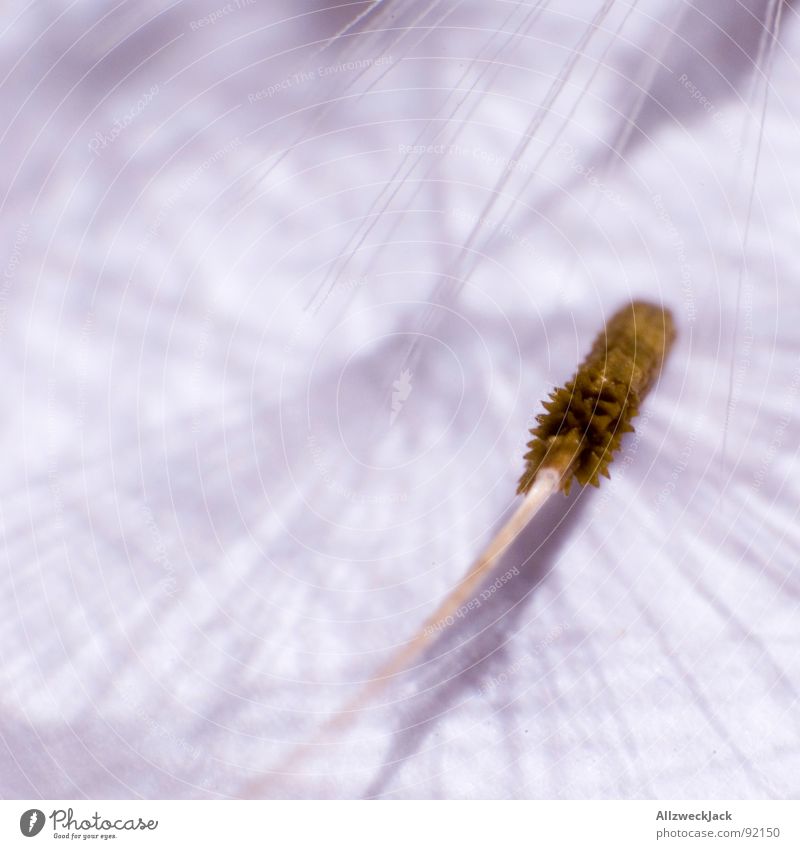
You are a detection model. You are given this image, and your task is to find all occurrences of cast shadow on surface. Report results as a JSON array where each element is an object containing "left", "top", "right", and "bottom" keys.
[{"left": 362, "top": 482, "right": 592, "bottom": 798}]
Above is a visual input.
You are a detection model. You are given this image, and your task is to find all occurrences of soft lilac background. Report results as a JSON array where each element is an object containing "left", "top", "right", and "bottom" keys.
[{"left": 0, "top": 0, "right": 798, "bottom": 798}]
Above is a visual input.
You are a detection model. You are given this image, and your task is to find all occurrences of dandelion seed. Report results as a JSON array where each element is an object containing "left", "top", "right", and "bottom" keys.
[
  {"left": 368, "top": 300, "right": 676, "bottom": 686},
  {"left": 390, "top": 368, "right": 413, "bottom": 426},
  {"left": 518, "top": 300, "right": 676, "bottom": 494},
  {"left": 261, "top": 300, "right": 675, "bottom": 787}
]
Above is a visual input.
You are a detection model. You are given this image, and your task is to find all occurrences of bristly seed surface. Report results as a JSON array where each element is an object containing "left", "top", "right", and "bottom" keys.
[{"left": 518, "top": 300, "right": 676, "bottom": 494}]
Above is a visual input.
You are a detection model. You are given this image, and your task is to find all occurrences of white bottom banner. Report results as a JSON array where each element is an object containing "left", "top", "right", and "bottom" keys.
[{"left": 2, "top": 800, "right": 797, "bottom": 848}]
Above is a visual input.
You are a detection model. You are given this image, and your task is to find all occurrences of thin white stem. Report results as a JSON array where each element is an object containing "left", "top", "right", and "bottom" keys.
[
  {"left": 347, "top": 468, "right": 561, "bottom": 694},
  {"left": 252, "top": 468, "right": 562, "bottom": 794}
]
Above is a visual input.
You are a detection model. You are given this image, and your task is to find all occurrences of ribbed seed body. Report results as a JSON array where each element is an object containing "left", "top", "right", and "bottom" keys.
[{"left": 517, "top": 301, "right": 676, "bottom": 494}]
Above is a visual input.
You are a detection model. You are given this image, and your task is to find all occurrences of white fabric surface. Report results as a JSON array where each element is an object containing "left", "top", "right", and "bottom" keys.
[{"left": 0, "top": 0, "right": 798, "bottom": 798}]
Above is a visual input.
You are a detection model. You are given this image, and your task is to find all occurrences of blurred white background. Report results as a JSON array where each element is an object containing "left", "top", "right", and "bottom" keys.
[{"left": 0, "top": 0, "right": 798, "bottom": 798}]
